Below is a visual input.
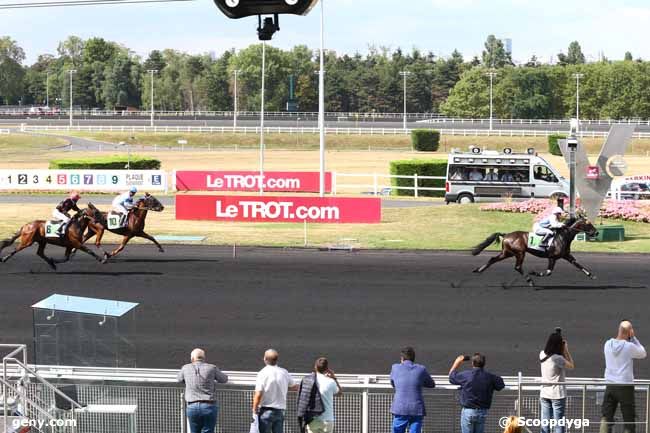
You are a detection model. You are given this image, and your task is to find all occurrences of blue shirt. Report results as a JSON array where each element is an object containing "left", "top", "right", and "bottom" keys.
[
  {"left": 449, "top": 368, "right": 505, "bottom": 409},
  {"left": 390, "top": 361, "right": 435, "bottom": 416}
]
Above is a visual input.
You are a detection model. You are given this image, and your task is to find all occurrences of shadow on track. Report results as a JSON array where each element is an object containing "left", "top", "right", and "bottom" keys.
[
  {"left": 11, "top": 271, "right": 164, "bottom": 276},
  {"left": 533, "top": 285, "right": 647, "bottom": 291},
  {"left": 112, "top": 258, "right": 220, "bottom": 264}
]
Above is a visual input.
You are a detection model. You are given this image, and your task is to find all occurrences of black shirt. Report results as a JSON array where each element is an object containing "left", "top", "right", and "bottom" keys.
[{"left": 56, "top": 198, "right": 80, "bottom": 214}]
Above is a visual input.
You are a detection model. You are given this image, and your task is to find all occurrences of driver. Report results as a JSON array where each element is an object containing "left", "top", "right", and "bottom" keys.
[
  {"left": 533, "top": 207, "right": 565, "bottom": 247},
  {"left": 53, "top": 191, "right": 81, "bottom": 236},
  {"left": 112, "top": 186, "right": 138, "bottom": 225}
]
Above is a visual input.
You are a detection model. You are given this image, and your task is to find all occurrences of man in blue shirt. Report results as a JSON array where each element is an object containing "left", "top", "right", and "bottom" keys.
[
  {"left": 449, "top": 353, "right": 505, "bottom": 433},
  {"left": 390, "top": 347, "right": 435, "bottom": 433}
]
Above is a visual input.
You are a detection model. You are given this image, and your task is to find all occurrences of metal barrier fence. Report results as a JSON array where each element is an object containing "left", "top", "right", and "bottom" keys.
[{"left": 332, "top": 173, "right": 445, "bottom": 197}]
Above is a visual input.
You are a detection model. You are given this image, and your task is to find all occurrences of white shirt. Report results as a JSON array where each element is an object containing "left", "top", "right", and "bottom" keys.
[
  {"left": 604, "top": 337, "right": 647, "bottom": 383},
  {"left": 255, "top": 365, "right": 296, "bottom": 409},
  {"left": 112, "top": 192, "right": 134, "bottom": 208},
  {"left": 539, "top": 351, "right": 567, "bottom": 399},
  {"left": 314, "top": 373, "right": 339, "bottom": 422},
  {"left": 468, "top": 170, "right": 484, "bottom": 181}
]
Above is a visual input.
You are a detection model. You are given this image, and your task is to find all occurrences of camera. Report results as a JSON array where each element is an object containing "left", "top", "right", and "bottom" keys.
[
  {"left": 213, "top": 0, "right": 319, "bottom": 19},
  {"left": 463, "top": 355, "right": 470, "bottom": 361}
]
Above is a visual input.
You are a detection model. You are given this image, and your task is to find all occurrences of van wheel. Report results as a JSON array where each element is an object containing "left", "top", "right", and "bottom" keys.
[{"left": 457, "top": 194, "right": 474, "bottom": 204}]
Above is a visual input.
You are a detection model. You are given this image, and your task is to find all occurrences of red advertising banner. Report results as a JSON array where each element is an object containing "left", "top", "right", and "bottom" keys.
[
  {"left": 176, "top": 195, "right": 381, "bottom": 223},
  {"left": 175, "top": 170, "right": 332, "bottom": 193}
]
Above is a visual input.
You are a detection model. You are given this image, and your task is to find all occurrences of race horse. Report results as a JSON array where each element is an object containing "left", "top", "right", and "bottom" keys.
[
  {"left": 0, "top": 205, "right": 108, "bottom": 270},
  {"left": 470, "top": 217, "right": 599, "bottom": 287},
  {"left": 83, "top": 194, "right": 165, "bottom": 259}
]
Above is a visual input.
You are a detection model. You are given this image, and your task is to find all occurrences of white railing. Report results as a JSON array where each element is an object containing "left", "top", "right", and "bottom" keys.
[
  {"left": 0, "top": 129, "right": 9, "bottom": 134},
  {"left": 22, "top": 124, "right": 650, "bottom": 138},
  {"left": 333, "top": 172, "right": 445, "bottom": 197}
]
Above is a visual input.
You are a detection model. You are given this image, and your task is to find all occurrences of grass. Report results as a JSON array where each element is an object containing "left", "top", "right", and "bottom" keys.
[
  {"left": 0, "top": 134, "right": 68, "bottom": 153},
  {"left": 2, "top": 203, "right": 650, "bottom": 253}
]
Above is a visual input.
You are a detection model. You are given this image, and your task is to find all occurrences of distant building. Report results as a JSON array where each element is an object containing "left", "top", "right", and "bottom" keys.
[{"left": 503, "top": 38, "right": 512, "bottom": 55}]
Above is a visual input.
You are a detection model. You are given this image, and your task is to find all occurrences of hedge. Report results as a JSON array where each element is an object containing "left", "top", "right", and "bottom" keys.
[
  {"left": 49, "top": 155, "right": 161, "bottom": 170},
  {"left": 547, "top": 135, "right": 566, "bottom": 156},
  {"left": 411, "top": 129, "right": 440, "bottom": 152},
  {"left": 389, "top": 159, "right": 447, "bottom": 197}
]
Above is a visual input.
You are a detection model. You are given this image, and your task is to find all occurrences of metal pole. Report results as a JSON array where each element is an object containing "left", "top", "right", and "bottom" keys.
[
  {"left": 46, "top": 71, "right": 49, "bottom": 107},
  {"left": 68, "top": 70, "right": 76, "bottom": 127},
  {"left": 318, "top": 0, "right": 326, "bottom": 197},
  {"left": 573, "top": 73, "right": 584, "bottom": 133},
  {"left": 147, "top": 69, "right": 158, "bottom": 128},
  {"left": 569, "top": 135, "right": 577, "bottom": 218},
  {"left": 233, "top": 70, "right": 240, "bottom": 129},
  {"left": 484, "top": 71, "right": 497, "bottom": 131},
  {"left": 260, "top": 41, "right": 266, "bottom": 195},
  {"left": 399, "top": 71, "right": 411, "bottom": 131}
]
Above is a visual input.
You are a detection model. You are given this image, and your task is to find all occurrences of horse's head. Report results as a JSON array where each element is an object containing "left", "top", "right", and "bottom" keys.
[
  {"left": 571, "top": 218, "right": 599, "bottom": 237},
  {"left": 84, "top": 202, "right": 105, "bottom": 223},
  {"left": 138, "top": 193, "right": 164, "bottom": 212}
]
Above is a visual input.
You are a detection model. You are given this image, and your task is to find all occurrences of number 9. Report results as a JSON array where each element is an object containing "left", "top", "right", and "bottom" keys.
[{"left": 112, "top": 175, "right": 119, "bottom": 184}]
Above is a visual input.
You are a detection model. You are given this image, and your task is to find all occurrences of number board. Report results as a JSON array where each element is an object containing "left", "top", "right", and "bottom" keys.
[{"left": 0, "top": 170, "right": 167, "bottom": 192}]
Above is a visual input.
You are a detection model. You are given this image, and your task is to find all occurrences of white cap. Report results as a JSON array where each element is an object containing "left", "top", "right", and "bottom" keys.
[{"left": 552, "top": 206, "right": 564, "bottom": 214}]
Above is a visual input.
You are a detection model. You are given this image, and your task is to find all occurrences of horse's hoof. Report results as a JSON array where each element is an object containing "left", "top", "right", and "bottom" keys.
[
  {"left": 472, "top": 268, "right": 480, "bottom": 273},
  {"left": 501, "top": 283, "right": 509, "bottom": 290},
  {"left": 589, "top": 274, "right": 597, "bottom": 280},
  {"left": 158, "top": 248, "right": 165, "bottom": 253}
]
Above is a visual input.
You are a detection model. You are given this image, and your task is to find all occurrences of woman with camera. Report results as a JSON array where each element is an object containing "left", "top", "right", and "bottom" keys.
[{"left": 539, "top": 330, "right": 575, "bottom": 433}]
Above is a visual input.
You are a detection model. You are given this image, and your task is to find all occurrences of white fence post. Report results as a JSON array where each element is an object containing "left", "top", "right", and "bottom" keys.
[
  {"left": 414, "top": 173, "right": 419, "bottom": 198},
  {"left": 332, "top": 172, "right": 337, "bottom": 196},
  {"left": 362, "top": 377, "right": 370, "bottom": 433},
  {"left": 373, "top": 173, "right": 378, "bottom": 196}
]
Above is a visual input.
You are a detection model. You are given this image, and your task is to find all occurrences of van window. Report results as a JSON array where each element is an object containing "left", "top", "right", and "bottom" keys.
[
  {"left": 533, "top": 165, "right": 558, "bottom": 183},
  {"left": 449, "top": 165, "right": 530, "bottom": 182}
]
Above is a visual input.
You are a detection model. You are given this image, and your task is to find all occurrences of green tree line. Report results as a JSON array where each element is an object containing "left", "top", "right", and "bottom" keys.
[{"left": 1, "top": 35, "right": 648, "bottom": 119}]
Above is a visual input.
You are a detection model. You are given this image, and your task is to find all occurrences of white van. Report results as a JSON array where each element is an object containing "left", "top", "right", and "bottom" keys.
[{"left": 444, "top": 148, "right": 569, "bottom": 204}]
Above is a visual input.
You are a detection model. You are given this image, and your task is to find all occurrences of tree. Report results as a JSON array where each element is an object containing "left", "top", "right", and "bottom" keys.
[
  {"left": 57, "top": 36, "right": 85, "bottom": 66},
  {"left": 558, "top": 41, "right": 585, "bottom": 65},
  {"left": 0, "top": 37, "right": 26, "bottom": 104},
  {"left": 144, "top": 50, "right": 166, "bottom": 72},
  {"left": 481, "top": 35, "right": 512, "bottom": 68},
  {"left": 624, "top": 51, "right": 633, "bottom": 62},
  {"left": 525, "top": 55, "right": 541, "bottom": 68},
  {"left": 205, "top": 50, "right": 233, "bottom": 111}
]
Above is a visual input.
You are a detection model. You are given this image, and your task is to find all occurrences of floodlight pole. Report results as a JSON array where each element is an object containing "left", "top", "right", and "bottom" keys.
[
  {"left": 567, "top": 132, "right": 578, "bottom": 218},
  {"left": 399, "top": 70, "right": 412, "bottom": 131},
  {"left": 259, "top": 41, "right": 266, "bottom": 194},
  {"left": 147, "top": 69, "right": 158, "bottom": 128},
  {"left": 318, "top": 0, "right": 326, "bottom": 197},
  {"left": 46, "top": 71, "right": 50, "bottom": 107},
  {"left": 573, "top": 73, "right": 584, "bottom": 133},
  {"left": 67, "top": 69, "right": 77, "bottom": 127},
  {"left": 233, "top": 69, "right": 241, "bottom": 129},
  {"left": 485, "top": 70, "right": 497, "bottom": 132}
]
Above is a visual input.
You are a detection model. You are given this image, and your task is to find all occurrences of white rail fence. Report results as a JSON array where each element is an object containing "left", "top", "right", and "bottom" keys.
[
  {"left": 0, "top": 129, "right": 9, "bottom": 134},
  {"left": 3, "top": 364, "right": 650, "bottom": 433},
  {"left": 21, "top": 124, "right": 650, "bottom": 139},
  {"left": 333, "top": 173, "right": 445, "bottom": 197}
]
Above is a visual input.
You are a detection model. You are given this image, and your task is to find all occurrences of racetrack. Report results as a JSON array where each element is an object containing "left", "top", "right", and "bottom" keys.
[{"left": 0, "top": 245, "right": 648, "bottom": 378}]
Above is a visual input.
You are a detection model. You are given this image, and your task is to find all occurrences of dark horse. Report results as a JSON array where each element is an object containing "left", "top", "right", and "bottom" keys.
[
  {"left": 471, "top": 218, "right": 599, "bottom": 287},
  {"left": 0, "top": 205, "right": 108, "bottom": 270},
  {"left": 83, "top": 194, "right": 165, "bottom": 259}
]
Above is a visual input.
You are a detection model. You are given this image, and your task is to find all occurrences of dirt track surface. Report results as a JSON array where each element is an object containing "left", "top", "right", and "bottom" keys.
[{"left": 0, "top": 245, "right": 648, "bottom": 378}]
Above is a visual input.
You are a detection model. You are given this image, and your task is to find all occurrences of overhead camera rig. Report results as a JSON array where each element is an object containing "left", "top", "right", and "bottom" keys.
[{"left": 213, "top": 0, "right": 319, "bottom": 40}]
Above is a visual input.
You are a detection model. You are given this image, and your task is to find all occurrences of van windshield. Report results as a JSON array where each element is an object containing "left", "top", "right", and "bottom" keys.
[
  {"left": 448, "top": 165, "right": 530, "bottom": 182},
  {"left": 533, "top": 165, "right": 559, "bottom": 183}
]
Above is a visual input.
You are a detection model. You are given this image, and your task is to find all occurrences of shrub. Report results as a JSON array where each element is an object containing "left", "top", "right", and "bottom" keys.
[
  {"left": 547, "top": 134, "right": 566, "bottom": 156},
  {"left": 410, "top": 129, "right": 440, "bottom": 152},
  {"left": 49, "top": 155, "right": 161, "bottom": 170},
  {"left": 389, "top": 159, "right": 447, "bottom": 197}
]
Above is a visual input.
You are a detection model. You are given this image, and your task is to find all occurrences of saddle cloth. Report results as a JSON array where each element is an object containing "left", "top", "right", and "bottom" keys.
[
  {"left": 107, "top": 212, "right": 128, "bottom": 230},
  {"left": 528, "top": 233, "right": 553, "bottom": 251},
  {"left": 45, "top": 221, "right": 64, "bottom": 238}
]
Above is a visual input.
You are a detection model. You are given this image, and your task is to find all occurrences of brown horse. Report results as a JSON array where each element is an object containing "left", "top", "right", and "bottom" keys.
[
  {"left": 471, "top": 217, "right": 599, "bottom": 287},
  {"left": 83, "top": 194, "right": 165, "bottom": 259},
  {"left": 0, "top": 205, "right": 108, "bottom": 270}
]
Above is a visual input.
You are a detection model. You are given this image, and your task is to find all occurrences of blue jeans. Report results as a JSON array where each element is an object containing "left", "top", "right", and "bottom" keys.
[
  {"left": 258, "top": 407, "right": 285, "bottom": 433},
  {"left": 460, "top": 408, "right": 488, "bottom": 433},
  {"left": 541, "top": 397, "right": 566, "bottom": 433},
  {"left": 186, "top": 402, "right": 218, "bottom": 433},
  {"left": 392, "top": 415, "right": 423, "bottom": 433}
]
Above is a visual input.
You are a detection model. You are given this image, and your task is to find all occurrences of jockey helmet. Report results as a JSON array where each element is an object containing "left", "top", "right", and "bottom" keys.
[
  {"left": 129, "top": 186, "right": 138, "bottom": 194},
  {"left": 69, "top": 191, "right": 81, "bottom": 200},
  {"left": 552, "top": 206, "right": 564, "bottom": 215}
]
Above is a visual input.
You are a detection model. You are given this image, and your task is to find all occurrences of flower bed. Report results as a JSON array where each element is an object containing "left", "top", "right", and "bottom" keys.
[{"left": 481, "top": 199, "right": 650, "bottom": 223}]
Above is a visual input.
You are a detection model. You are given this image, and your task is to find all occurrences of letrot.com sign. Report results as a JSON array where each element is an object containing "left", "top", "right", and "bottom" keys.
[
  {"left": 175, "top": 171, "right": 332, "bottom": 193},
  {"left": 0, "top": 169, "right": 167, "bottom": 192},
  {"left": 176, "top": 195, "right": 381, "bottom": 223}
]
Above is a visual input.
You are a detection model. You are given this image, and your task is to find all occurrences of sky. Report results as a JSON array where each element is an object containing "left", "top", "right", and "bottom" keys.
[{"left": 2, "top": 0, "right": 650, "bottom": 64}]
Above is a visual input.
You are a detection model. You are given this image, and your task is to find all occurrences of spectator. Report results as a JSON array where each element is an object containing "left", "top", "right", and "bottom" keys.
[
  {"left": 253, "top": 349, "right": 299, "bottom": 433},
  {"left": 297, "top": 357, "right": 342, "bottom": 433},
  {"left": 502, "top": 416, "right": 522, "bottom": 433},
  {"left": 485, "top": 169, "right": 499, "bottom": 181},
  {"left": 177, "top": 348, "right": 228, "bottom": 433},
  {"left": 600, "top": 321, "right": 647, "bottom": 433},
  {"left": 449, "top": 353, "right": 505, "bottom": 433},
  {"left": 500, "top": 171, "right": 514, "bottom": 182},
  {"left": 468, "top": 168, "right": 484, "bottom": 181},
  {"left": 390, "top": 347, "right": 435, "bottom": 433},
  {"left": 450, "top": 170, "right": 464, "bottom": 181},
  {"left": 539, "top": 330, "right": 575, "bottom": 433}
]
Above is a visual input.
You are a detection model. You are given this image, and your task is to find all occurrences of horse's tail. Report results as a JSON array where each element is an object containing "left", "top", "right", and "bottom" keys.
[
  {"left": 471, "top": 233, "right": 504, "bottom": 256},
  {"left": 0, "top": 229, "right": 22, "bottom": 254}
]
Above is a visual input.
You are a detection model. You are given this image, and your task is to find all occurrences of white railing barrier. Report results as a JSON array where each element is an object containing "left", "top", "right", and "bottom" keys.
[
  {"left": 332, "top": 172, "right": 446, "bottom": 196},
  {"left": 0, "top": 129, "right": 9, "bottom": 135}
]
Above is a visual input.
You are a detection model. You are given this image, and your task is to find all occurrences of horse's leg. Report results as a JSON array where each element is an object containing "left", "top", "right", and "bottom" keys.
[
  {"left": 0, "top": 231, "right": 34, "bottom": 263},
  {"left": 564, "top": 253, "right": 596, "bottom": 279},
  {"left": 513, "top": 253, "right": 535, "bottom": 287},
  {"left": 473, "top": 251, "right": 511, "bottom": 273},
  {"left": 530, "top": 258, "right": 557, "bottom": 277},
  {"left": 108, "top": 235, "right": 133, "bottom": 258},
  {"left": 36, "top": 242, "right": 56, "bottom": 270},
  {"left": 67, "top": 238, "right": 106, "bottom": 263},
  {"left": 137, "top": 231, "right": 164, "bottom": 253},
  {"left": 53, "top": 247, "right": 73, "bottom": 264}
]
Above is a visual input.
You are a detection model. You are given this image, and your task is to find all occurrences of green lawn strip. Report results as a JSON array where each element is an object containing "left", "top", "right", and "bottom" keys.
[{"left": 0, "top": 134, "right": 68, "bottom": 152}]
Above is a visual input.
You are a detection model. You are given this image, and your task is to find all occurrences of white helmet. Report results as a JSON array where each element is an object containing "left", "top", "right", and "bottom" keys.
[{"left": 552, "top": 207, "right": 564, "bottom": 215}]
